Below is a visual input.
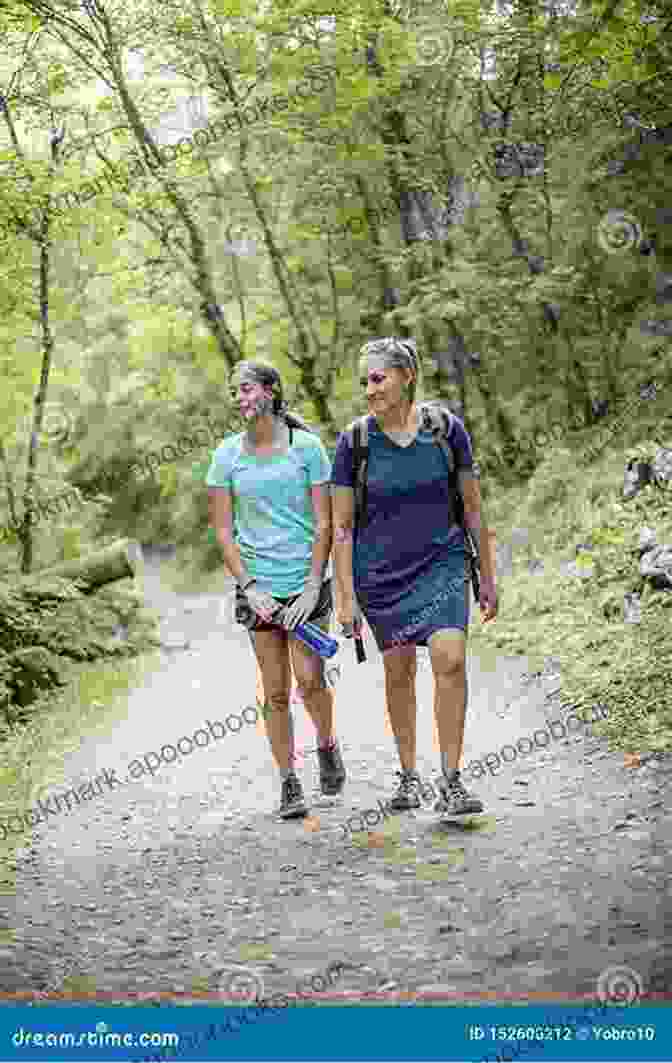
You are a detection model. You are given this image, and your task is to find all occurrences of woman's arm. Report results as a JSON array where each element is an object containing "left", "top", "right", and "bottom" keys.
[
  {"left": 330, "top": 485, "right": 356, "bottom": 616},
  {"left": 459, "top": 472, "right": 497, "bottom": 621},
  {"left": 208, "top": 487, "right": 253, "bottom": 586},
  {"left": 458, "top": 472, "right": 494, "bottom": 579},
  {"left": 307, "top": 483, "right": 332, "bottom": 584}
]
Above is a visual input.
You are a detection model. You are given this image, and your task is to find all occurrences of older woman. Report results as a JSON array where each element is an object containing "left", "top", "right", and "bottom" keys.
[
  {"left": 331, "top": 338, "right": 497, "bottom": 818},
  {"left": 207, "top": 360, "right": 346, "bottom": 819}
]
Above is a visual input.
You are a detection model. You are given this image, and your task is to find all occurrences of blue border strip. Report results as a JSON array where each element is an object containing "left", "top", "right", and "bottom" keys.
[{"left": 0, "top": 1005, "right": 670, "bottom": 1061}]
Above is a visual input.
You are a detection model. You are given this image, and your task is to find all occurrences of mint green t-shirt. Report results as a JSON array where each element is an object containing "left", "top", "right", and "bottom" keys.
[{"left": 206, "top": 429, "right": 332, "bottom": 597}]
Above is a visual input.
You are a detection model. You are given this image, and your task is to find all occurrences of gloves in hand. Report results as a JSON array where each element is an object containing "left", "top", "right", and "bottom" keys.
[
  {"left": 282, "top": 577, "right": 321, "bottom": 630},
  {"left": 246, "top": 585, "right": 280, "bottom": 624}
]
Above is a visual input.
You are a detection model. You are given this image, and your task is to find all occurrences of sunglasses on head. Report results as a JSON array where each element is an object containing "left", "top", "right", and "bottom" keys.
[{"left": 360, "top": 337, "right": 417, "bottom": 360}]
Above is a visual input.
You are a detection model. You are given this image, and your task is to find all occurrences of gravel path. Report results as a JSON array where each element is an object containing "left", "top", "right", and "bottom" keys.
[{"left": 2, "top": 552, "right": 670, "bottom": 1007}]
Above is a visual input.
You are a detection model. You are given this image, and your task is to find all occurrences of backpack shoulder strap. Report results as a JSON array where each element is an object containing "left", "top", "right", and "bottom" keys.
[
  {"left": 346, "top": 414, "right": 369, "bottom": 451},
  {"left": 418, "top": 402, "right": 455, "bottom": 473},
  {"left": 346, "top": 415, "right": 370, "bottom": 531},
  {"left": 419, "top": 402, "right": 467, "bottom": 532}
]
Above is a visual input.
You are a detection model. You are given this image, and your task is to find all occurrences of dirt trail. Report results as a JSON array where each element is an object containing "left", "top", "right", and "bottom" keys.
[{"left": 2, "top": 552, "right": 670, "bottom": 1006}]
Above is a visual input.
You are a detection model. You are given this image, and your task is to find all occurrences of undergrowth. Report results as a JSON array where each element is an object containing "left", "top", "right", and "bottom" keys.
[
  {"left": 0, "top": 652, "right": 159, "bottom": 892},
  {"left": 474, "top": 404, "right": 672, "bottom": 755}
]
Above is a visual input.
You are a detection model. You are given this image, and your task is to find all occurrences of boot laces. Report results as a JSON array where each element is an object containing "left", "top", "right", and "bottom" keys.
[
  {"left": 395, "top": 769, "right": 419, "bottom": 795},
  {"left": 443, "top": 775, "right": 469, "bottom": 799},
  {"left": 284, "top": 773, "right": 301, "bottom": 800}
]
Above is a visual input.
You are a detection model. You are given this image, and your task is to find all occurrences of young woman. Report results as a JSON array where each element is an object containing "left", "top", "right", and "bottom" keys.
[
  {"left": 207, "top": 360, "right": 346, "bottom": 819},
  {"left": 331, "top": 337, "right": 497, "bottom": 818}
]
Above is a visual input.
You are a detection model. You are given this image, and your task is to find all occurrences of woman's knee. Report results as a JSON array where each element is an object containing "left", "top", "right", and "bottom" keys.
[
  {"left": 296, "top": 676, "right": 327, "bottom": 701},
  {"left": 265, "top": 688, "right": 291, "bottom": 713},
  {"left": 431, "top": 649, "right": 465, "bottom": 681},
  {"left": 429, "top": 631, "right": 466, "bottom": 678},
  {"left": 434, "top": 658, "right": 465, "bottom": 682}
]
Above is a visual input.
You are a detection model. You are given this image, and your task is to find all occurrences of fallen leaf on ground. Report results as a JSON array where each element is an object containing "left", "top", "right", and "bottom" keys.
[
  {"left": 303, "top": 816, "right": 321, "bottom": 832},
  {"left": 623, "top": 753, "right": 641, "bottom": 769},
  {"left": 385, "top": 846, "right": 417, "bottom": 864},
  {"left": 415, "top": 862, "right": 455, "bottom": 881},
  {"left": 383, "top": 912, "right": 403, "bottom": 929},
  {"left": 461, "top": 815, "right": 497, "bottom": 832},
  {"left": 238, "top": 943, "right": 273, "bottom": 962}
]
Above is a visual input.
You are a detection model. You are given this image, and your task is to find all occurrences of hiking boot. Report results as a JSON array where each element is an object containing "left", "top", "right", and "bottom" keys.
[
  {"left": 278, "top": 773, "right": 308, "bottom": 819},
  {"left": 317, "top": 740, "right": 346, "bottom": 796},
  {"left": 386, "top": 769, "right": 423, "bottom": 812},
  {"left": 434, "top": 773, "right": 484, "bottom": 818}
]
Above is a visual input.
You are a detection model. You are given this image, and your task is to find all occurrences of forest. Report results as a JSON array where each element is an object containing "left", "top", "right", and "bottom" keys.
[{"left": 0, "top": 0, "right": 670, "bottom": 768}]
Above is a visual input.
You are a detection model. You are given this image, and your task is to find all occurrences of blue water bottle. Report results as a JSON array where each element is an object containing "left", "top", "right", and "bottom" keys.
[
  {"left": 290, "top": 619, "right": 339, "bottom": 659},
  {"left": 235, "top": 596, "right": 338, "bottom": 659}
]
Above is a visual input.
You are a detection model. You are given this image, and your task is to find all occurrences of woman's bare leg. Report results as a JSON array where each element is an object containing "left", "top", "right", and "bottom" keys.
[
  {"left": 427, "top": 626, "right": 482, "bottom": 813},
  {"left": 288, "top": 624, "right": 346, "bottom": 795},
  {"left": 427, "top": 629, "right": 467, "bottom": 772},
  {"left": 381, "top": 644, "right": 418, "bottom": 772},
  {"left": 250, "top": 628, "right": 293, "bottom": 773},
  {"left": 288, "top": 632, "right": 333, "bottom": 746}
]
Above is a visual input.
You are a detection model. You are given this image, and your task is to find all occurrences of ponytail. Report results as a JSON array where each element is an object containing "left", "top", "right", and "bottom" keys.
[
  {"left": 233, "top": 359, "right": 317, "bottom": 435},
  {"left": 283, "top": 409, "right": 316, "bottom": 435}
]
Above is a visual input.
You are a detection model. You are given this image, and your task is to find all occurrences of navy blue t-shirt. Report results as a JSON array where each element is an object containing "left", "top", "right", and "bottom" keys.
[{"left": 330, "top": 412, "right": 476, "bottom": 606}]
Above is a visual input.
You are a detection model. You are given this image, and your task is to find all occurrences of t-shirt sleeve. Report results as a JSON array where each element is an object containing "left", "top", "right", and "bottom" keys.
[
  {"left": 330, "top": 431, "right": 354, "bottom": 488},
  {"left": 306, "top": 436, "right": 332, "bottom": 485},
  {"left": 450, "top": 415, "right": 478, "bottom": 474},
  {"left": 205, "top": 442, "right": 234, "bottom": 489}
]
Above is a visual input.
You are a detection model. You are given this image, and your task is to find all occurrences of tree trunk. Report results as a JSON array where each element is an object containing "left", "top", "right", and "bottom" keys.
[
  {"left": 21, "top": 539, "right": 143, "bottom": 593},
  {"left": 364, "top": 35, "right": 474, "bottom": 430}
]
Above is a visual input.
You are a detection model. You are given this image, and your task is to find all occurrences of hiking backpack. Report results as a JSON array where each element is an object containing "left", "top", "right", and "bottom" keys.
[{"left": 345, "top": 401, "right": 480, "bottom": 590}]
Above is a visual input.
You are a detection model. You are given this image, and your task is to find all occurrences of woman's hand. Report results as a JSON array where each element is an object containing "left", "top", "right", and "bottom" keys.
[
  {"left": 479, "top": 577, "right": 498, "bottom": 623},
  {"left": 283, "top": 577, "right": 321, "bottom": 630},
  {"left": 246, "top": 585, "right": 280, "bottom": 624},
  {"left": 337, "top": 595, "right": 363, "bottom": 638}
]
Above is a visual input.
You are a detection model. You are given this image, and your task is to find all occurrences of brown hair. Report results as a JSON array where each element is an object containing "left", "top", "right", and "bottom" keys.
[{"left": 232, "top": 360, "right": 314, "bottom": 432}]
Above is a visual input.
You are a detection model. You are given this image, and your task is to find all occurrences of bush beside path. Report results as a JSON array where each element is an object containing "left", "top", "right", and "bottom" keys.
[{"left": 1, "top": 553, "right": 670, "bottom": 1007}]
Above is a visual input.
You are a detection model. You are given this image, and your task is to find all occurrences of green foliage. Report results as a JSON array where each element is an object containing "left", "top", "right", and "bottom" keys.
[
  {"left": 0, "top": 0, "right": 670, "bottom": 754},
  {"left": 0, "top": 575, "right": 157, "bottom": 724},
  {"left": 471, "top": 429, "right": 672, "bottom": 754}
]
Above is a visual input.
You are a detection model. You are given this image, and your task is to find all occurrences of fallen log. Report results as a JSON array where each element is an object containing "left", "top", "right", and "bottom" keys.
[{"left": 19, "top": 539, "right": 143, "bottom": 594}]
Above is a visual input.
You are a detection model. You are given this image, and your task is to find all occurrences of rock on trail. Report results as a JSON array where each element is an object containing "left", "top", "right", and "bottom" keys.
[{"left": 2, "top": 550, "right": 670, "bottom": 1005}]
